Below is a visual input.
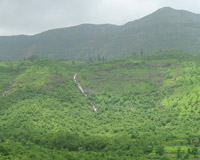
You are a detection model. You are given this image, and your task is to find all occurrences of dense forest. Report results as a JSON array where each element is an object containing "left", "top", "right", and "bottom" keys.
[{"left": 0, "top": 51, "right": 200, "bottom": 159}]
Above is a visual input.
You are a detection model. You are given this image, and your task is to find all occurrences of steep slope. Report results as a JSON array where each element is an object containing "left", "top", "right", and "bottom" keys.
[
  {"left": 120, "top": 7, "right": 200, "bottom": 54},
  {"left": 0, "top": 52, "right": 200, "bottom": 159},
  {"left": 1, "top": 7, "right": 200, "bottom": 60}
]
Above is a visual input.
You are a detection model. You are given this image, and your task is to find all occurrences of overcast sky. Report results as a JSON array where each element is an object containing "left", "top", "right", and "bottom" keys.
[{"left": 1, "top": 0, "right": 200, "bottom": 36}]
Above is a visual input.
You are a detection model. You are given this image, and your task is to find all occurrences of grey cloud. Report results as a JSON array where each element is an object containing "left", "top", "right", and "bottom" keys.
[{"left": 0, "top": 0, "right": 200, "bottom": 35}]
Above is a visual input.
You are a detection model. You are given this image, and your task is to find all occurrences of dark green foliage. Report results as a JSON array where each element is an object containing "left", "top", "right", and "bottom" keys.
[
  {"left": 191, "top": 147, "right": 198, "bottom": 157},
  {"left": 176, "top": 147, "right": 182, "bottom": 158},
  {"left": 156, "top": 146, "right": 165, "bottom": 156},
  {"left": 0, "top": 52, "right": 200, "bottom": 159}
]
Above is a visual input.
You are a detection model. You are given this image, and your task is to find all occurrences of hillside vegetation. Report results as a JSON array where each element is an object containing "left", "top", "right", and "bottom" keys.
[
  {"left": 1, "top": 7, "right": 200, "bottom": 60},
  {"left": 0, "top": 52, "right": 200, "bottom": 159}
]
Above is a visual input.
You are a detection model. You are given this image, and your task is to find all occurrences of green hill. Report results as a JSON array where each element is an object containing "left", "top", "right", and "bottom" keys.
[
  {"left": 0, "top": 51, "right": 200, "bottom": 159},
  {"left": 1, "top": 7, "right": 200, "bottom": 60}
]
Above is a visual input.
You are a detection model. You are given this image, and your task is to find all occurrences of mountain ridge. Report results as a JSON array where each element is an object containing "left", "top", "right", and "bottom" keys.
[{"left": 1, "top": 7, "right": 200, "bottom": 60}]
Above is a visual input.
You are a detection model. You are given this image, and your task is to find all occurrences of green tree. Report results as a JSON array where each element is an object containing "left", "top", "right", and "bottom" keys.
[
  {"left": 156, "top": 145, "right": 164, "bottom": 156},
  {"left": 97, "top": 55, "right": 101, "bottom": 61},
  {"left": 191, "top": 147, "right": 198, "bottom": 158},
  {"left": 176, "top": 147, "right": 182, "bottom": 159},
  {"left": 140, "top": 49, "right": 144, "bottom": 56}
]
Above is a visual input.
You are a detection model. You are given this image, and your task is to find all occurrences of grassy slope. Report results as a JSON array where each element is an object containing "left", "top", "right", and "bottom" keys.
[{"left": 0, "top": 52, "right": 200, "bottom": 159}]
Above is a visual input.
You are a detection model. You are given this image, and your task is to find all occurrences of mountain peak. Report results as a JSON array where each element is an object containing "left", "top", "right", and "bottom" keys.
[
  {"left": 123, "top": 7, "right": 197, "bottom": 28},
  {"left": 1, "top": 7, "right": 200, "bottom": 60},
  {"left": 153, "top": 6, "right": 199, "bottom": 16},
  {"left": 153, "top": 7, "right": 181, "bottom": 15},
  {"left": 159, "top": 7, "right": 176, "bottom": 10}
]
